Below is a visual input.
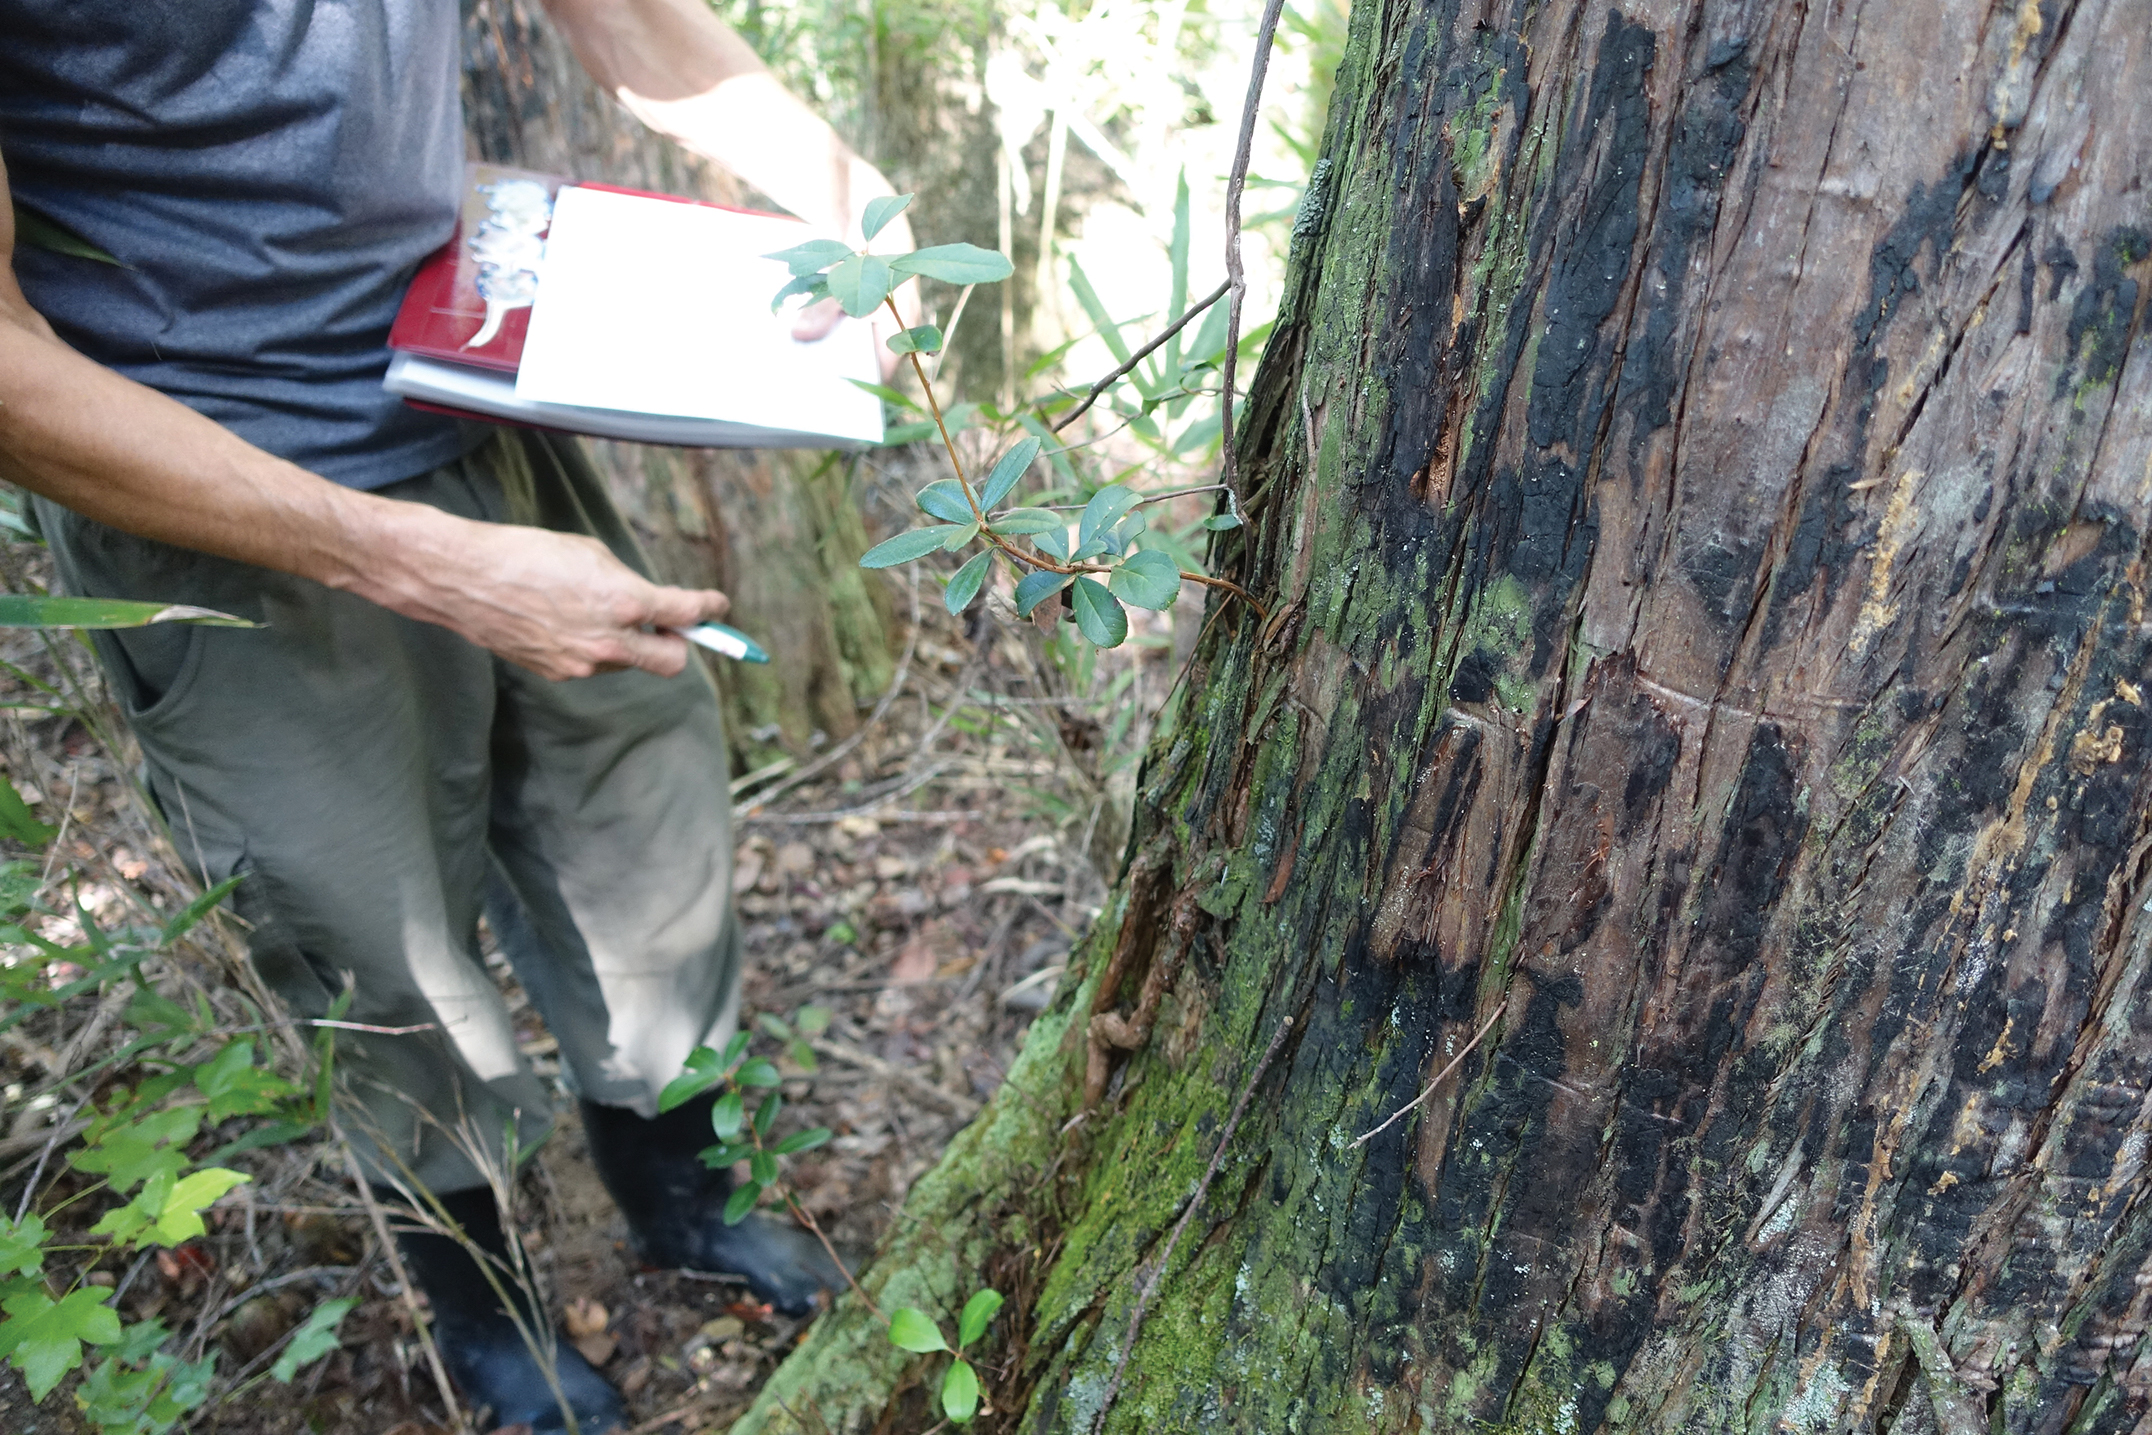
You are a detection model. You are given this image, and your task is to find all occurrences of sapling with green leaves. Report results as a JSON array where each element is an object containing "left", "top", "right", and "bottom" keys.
[
  {"left": 656, "top": 1003, "right": 835, "bottom": 1228},
  {"left": 763, "top": 193, "right": 1261, "bottom": 645},
  {"left": 884, "top": 1287, "right": 1005, "bottom": 1424}
]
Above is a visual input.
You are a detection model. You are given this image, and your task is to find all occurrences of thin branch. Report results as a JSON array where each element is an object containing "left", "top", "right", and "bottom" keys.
[
  {"left": 1089, "top": 1015, "right": 1294, "bottom": 1435},
  {"left": 1219, "top": 0, "right": 1290, "bottom": 509},
  {"left": 1349, "top": 997, "right": 1508, "bottom": 1149},
  {"left": 340, "top": 1137, "right": 466, "bottom": 1433},
  {"left": 1050, "top": 280, "right": 1230, "bottom": 433}
]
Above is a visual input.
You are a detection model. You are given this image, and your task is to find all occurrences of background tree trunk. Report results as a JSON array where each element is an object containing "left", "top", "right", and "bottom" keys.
[
  {"left": 460, "top": 0, "right": 896, "bottom": 766},
  {"left": 738, "top": 0, "right": 2152, "bottom": 1431}
]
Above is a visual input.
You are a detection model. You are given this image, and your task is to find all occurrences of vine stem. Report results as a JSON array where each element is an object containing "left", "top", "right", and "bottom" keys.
[
  {"left": 879, "top": 296, "right": 1267, "bottom": 621},
  {"left": 1349, "top": 997, "right": 1508, "bottom": 1149},
  {"left": 1218, "top": 0, "right": 1290, "bottom": 510}
]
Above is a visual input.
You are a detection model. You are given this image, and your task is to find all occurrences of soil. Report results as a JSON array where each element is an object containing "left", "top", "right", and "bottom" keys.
[{"left": 0, "top": 540, "right": 1150, "bottom": 1435}]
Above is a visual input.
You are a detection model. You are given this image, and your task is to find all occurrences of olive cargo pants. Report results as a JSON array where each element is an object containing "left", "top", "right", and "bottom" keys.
[{"left": 35, "top": 430, "right": 739, "bottom": 1192}]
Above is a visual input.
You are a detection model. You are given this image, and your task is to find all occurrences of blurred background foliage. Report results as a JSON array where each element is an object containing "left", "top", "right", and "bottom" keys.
[{"left": 710, "top": 0, "right": 1350, "bottom": 399}]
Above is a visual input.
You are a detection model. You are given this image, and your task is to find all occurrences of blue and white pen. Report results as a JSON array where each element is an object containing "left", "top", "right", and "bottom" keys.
[{"left": 677, "top": 623, "right": 771, "bottom": 664}]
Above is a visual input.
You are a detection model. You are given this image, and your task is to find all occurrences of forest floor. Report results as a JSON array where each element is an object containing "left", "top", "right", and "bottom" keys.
[{"left": 0, "top": 526, "right": 1172, "bottom": 1434}]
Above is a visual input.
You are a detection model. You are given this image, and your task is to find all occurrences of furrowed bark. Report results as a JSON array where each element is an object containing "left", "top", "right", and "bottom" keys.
[{"left": 740, "top": 0, "right": 2152, "bottom": 1430}]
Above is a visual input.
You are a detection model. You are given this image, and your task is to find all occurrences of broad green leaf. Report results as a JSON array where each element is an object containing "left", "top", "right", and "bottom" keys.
[
  {"left": 943, "top": 522, "right": 981, "bottom": 552},
  {"left": 958, "top": 1288, "right": 1004, "bottom": 1348},
  {"left": 0, "top": 1286, "right": 122, "bottom": 1400},
  {"left": 0, "top": 777, "right": 52, "bottom": 846},
  {"left": 755, "top": 1092, "right": 781, "bottom": 1137},
  {"left": 271, "top": 1296, "right": 355, "bottom": 1383},
  {"left": 756, "top": 1013, "right": 794, "bottom": 1042},
  {"left": 845, "top": 379, "right": 922, "bottom": 412},
  {"left": 987, "top": 509, "right": 1062, "bottom": 537},
  {"left": 1070, "top": 578, "right": 1128, "bottom": 647},
  {"left": 860, "top": 193, "right": 914, "bottom": 242},
  {"left": 794, "top": 1005, "right": 832, "bottom": 1036},
  {"left": 194, "top": 1038, "right": 301, "bottom": 1120},
  {"left": 1108, "top": 550, "right": 1182, "bottom": 611},
  {"left": 97, "top": 1167, "right": 249, "bottom": 1249},
  {"left": 1034, "top": 526, "right": 1073, "bottom": 562},
  {"left": 885, "top": 1307, "right": 947, "bottom": 1354},
  {"left": 941, "top": 1357, "right": 981, "bottom": 1422},
  {"left": 860, "top": 526, "right": 967, "bottom": 569},
  {"left": 11, "top": 201, "right": 121, "bottom": 265},
  {"left": 763, "top": 238, "right": 855, "bottom": 277},
  {"left": 735, "top": 1057, "right": 782, "bottom": 1088},
  {"left": 722, "top": 1180, "right": 761, "bottom": 1225},
  {"left": 889, "top": 243, "right": 1014, "bottom": 285},
  {"left": 697, "top": 1140, "right": 751, "bottom": 1168},
  {"left": 978, "top": 437, "right": 1041, "bottom": 510},
  {"left": 887, "top": 324, "right": 943, "bottom": 355},
  {"left": 749, "top": 1149, "right": 778, "bottom": 1185},
  {"left": 70, "top": 1106, "right": 202, "bottom": 1194},
  {"left": 788, "top": 1038, "right": 819, "bottom": 1071},
  {"left": 825, "top": 253, "right": 894, "bottom": 317},
  {"left": 1017, "top": 414, "right": 1077, "bottom": 485},
  {"left": 711, "top": 1091, "right": 745, "bottom": 1141},
  {"left": 916, "top": 480, "right": 977, "bottom": 524},
  {"left": 1013, "top": 569, "right": 1072, "bottom": 618},
  {"left": 769, "top": 272, "right": 830, "bottom": 312},
  {"left": 0, "top": 1213, "right": 45, "bottom": 1278},
  {"left": 1069, "top": 537, "right": 1109, "bottom": 563},
  {"left": 722, "top": 1030, "right": 753, "bottom": 1067},
  {"left": 1202, "top": 512, "right": 1243, "bottom": 530},
  {"left": 104, "top": 1317, "right": 172, "bottom": 1366},
  {"left": 1078, "top": 486, "right": 1142, "bottom": 549},
  {"left": 944, "top": 550, "right": 992, "bottom": 615},
  {"left": 659, "top": 1045, "right": 727, "bottom": 1113},
  {"left": 0, "top": 596, "right": 255, "bottom": 630},
  {"left": 773, "top": 1126, "right": 832, "bottom": 1155},
  {"left": 1102, "top": 509, "right": 1148, "bottom": 556}
]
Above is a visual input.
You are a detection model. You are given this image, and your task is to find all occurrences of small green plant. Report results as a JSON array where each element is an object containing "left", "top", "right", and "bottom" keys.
[
  {"left": 765, "top": 193, "right": 1260, "bottom": 648},
  {"left": 660, "top": 1020, "right": 1008, "bottom": 1421},
  {"left": 885, "top": 1287, "right": 1004, "bottom": 1424},
  {"left": 0, "top": 594, "right": 337, "bottom": 1432},
  {"left": 657, "top": 1003, "right": 836, "bottom": 1223}
]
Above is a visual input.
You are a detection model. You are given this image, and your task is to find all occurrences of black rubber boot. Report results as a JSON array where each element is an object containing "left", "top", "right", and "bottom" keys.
[
  {"left": 387, "top": 1186, "right": 625, "bottom": 1435},
  {"left": 579, "top": 1096, "right": 845, "bottom": 1316}
]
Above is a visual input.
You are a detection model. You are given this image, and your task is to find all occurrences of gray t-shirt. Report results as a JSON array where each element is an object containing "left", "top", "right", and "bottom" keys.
[{"left": 0, "top": 0, "right": 480, "bottom": 489}]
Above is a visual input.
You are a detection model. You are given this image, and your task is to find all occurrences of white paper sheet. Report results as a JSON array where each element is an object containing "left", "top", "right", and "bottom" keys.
[{"left": 513, "top": 186, "right": 884, "bottom": 444}]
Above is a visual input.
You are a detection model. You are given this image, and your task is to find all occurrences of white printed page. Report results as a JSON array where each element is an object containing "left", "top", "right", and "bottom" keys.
[{"left": 513, "top": 186, "right": 884, "bottom": 444}]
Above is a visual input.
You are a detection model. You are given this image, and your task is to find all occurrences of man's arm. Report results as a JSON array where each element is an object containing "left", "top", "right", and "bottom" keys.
[
  {"left": 0, "top": 163, "right": 727, "bottom": 682},
  {"left": 543, "top": 0, "right": 912, "bottom": 252},
  {"left": 544, "top": 0, "right": 921, "bottom": 325}
]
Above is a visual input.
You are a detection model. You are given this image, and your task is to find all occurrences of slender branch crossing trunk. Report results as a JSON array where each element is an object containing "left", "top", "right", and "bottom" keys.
[
  {"left": 461, "top": 0, "right": 896, "bottom": 764},
  {"left": 739, "top": 0, "right": 2152, "bottom": 1430}
]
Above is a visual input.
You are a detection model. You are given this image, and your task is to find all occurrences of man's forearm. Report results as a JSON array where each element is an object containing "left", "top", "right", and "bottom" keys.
[
  {"left": 0, "top": 305, "right": 727, "bottom": 681},
  {"left": 544, "top": 0, "right": 915, "bottom": 253},
  {"left": 0, "top": 309, "right": 402, "bottom": 591}
]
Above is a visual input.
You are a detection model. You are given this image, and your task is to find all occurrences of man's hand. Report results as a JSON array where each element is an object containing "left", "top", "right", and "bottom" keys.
[{"left": 344, "top": 502, "right": 730, "bottom": 681}]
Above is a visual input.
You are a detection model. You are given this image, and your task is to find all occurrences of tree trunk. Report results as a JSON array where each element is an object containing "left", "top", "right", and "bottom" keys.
[
  {"left": 739, "top": 0, "right": 2152, "bottom": 1431},
  {"left": 460, "top": 0, "right": 896, "bottom": 765}
]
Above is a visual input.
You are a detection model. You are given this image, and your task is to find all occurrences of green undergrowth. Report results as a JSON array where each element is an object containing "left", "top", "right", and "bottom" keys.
[{"left": 727, "top": 913, "right": 1107, "bottom": 1433}]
